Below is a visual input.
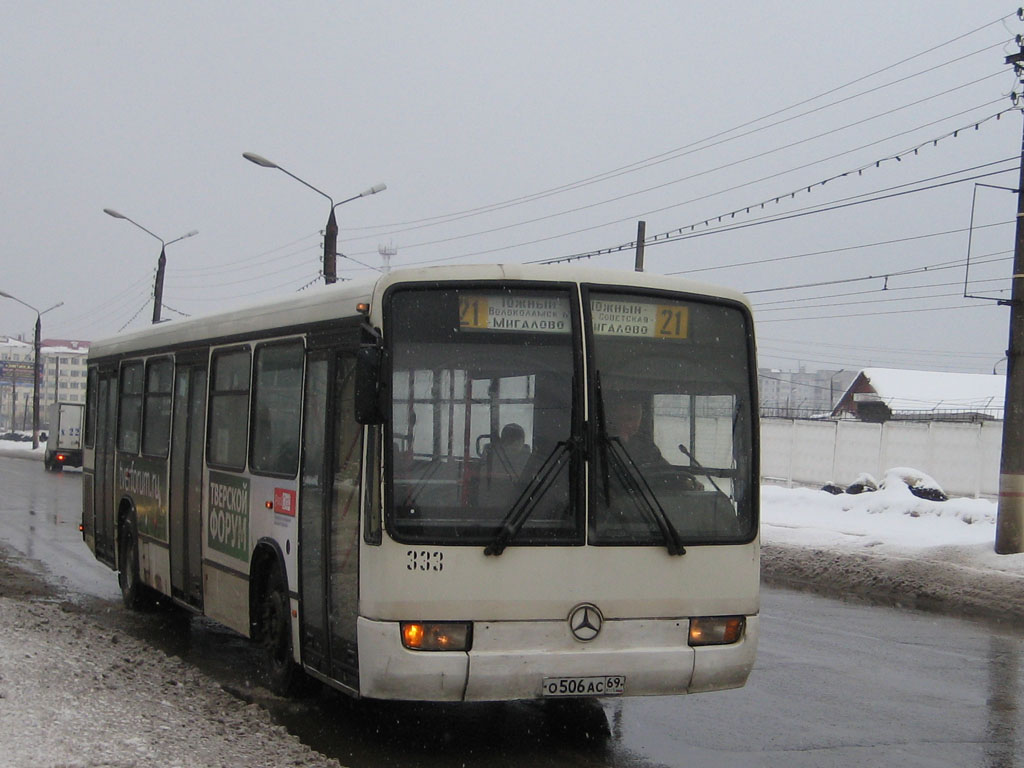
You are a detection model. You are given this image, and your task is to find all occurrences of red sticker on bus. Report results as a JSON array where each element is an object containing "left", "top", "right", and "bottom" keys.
[{"left": 274, "top": 488, "right": 296, "bottom": 516}]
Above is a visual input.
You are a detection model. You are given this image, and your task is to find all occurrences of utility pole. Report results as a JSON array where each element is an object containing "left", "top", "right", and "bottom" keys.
[
  {"left": 634, "top": 220, "right": 646, "bottom": 272},
  {"left": 152, "top": 246, "right": 167, "bottom": 323},
  {"left": 323, "top": 208, "right": 339, "bottom": 285},
  {"left": 996, "top": 45, "right": 1024, "bottom": 554},
  {"left": 31, "top": 315, "right": 40, "bottom": 449}
]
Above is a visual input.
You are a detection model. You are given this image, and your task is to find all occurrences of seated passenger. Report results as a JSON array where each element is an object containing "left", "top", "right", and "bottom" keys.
[{"left": 485, "top": 422, "right": 531, "bottom": 480}]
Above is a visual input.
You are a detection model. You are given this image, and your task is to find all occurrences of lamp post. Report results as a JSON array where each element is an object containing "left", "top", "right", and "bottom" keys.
[
  {"left": 0, "top": 291, "right": 63, "bottom": 449},
  {"left": 103, "top": 209, "right": 198, "bottom": 323},
  {"left": 243, "top": 152, "right": 386, "bottom": 284}
]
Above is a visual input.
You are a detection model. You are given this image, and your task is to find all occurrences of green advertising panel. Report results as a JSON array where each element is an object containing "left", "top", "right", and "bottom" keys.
[
  {"left": 208, "top": 471, "right": 250, "bottom": 561},
  {"left": 119, "top": 456, "right": 168, "bottom": 542}
]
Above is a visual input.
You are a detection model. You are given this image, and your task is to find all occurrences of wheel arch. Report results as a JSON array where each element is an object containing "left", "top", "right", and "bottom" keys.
[
  {"left": 116, "top": 496, "right": 137, "bottom": 571},
  {"left": 249, "top": 537, "right": 289, "bottom": 637}
]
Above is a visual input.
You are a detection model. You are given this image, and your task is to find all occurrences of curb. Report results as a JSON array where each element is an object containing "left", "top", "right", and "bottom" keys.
[{"left": 761, "top": 543, "right": 1024, "bottom": 628}]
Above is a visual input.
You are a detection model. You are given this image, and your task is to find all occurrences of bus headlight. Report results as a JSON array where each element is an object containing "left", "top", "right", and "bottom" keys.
[
  {"left": 688, "top": 616, "right": 745, "bottom": 646},
  {"left": 401, "top": 621, "right": 473, "bottom": 651}
]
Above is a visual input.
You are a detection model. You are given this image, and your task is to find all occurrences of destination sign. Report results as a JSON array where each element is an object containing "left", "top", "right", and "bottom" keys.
[
  {"left": 456, "top": 294, "right": 689, "bottom": 339},
  {"left": 459, "top": 294, "right": 571, "bottom": 334},
  {"left": 591, "top": 300, "right": 689, "bottom": 339}
]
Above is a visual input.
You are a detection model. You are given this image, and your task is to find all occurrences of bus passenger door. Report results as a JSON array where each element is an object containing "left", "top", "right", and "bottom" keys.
[
  {"left": 299, "top": 348, "right": 361, "bottom": 690},
  {"left": 93, "top": 370, "right": 117, "bottom": 567},
  {"left": 169, "top": 362, "right": 207, "bottom": 609}
]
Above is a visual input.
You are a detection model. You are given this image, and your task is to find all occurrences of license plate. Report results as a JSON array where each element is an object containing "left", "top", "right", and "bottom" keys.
[{"left": 542, "top": 675, "right": 625, "bottom": 697}]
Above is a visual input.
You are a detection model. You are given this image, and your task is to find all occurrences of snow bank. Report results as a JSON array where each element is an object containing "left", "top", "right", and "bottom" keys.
[
  {"left": 761, "top": 470, "right": 1024, "bottom": 624},
  {"left": 0, "top": 597, "right": 342, "bottom": 767}
]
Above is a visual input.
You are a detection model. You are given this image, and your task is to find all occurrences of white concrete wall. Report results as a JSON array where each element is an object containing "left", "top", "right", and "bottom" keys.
[{"left": 760, "top": 418, "right": 1003, "bottom": 498}]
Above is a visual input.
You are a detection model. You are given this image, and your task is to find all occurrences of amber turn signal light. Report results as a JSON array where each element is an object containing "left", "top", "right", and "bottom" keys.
[
  {"left": 688, "top": 616, "right": 745, "bottom": 646},
  {"left": 400, "top": 621, "right": 472, "bottom": 651}
]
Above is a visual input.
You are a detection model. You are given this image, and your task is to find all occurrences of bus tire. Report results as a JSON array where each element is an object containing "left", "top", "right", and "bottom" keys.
[
  {"left": 257, "top": 565, "right": 299, "bottom": 695},
  {"left": 118, "top": 520, "right": 152, "bottom": 610}
]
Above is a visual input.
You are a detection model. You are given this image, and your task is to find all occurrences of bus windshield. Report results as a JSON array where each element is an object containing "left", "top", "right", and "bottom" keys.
[
  {"left": 383, "top": 283, "right": 755, "bottom": 548},
  {"left": 588, "top": 290, "right": 755, "bottom": 546},
  {"left": 386, "top": 286, "right": 579, "bottom": 545}
]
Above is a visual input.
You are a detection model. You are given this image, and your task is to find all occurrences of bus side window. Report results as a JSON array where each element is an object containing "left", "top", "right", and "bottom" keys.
[
  {"left": 84, "top": 367, "right": 98, "bottom": 449},
  {"left": 117, "top": 361, "right": 144, "bottom": 454},
  {"left": 250, "top": 341, "right": 303, "bottom": 477},
  {"left": 141, "top": 358, "right": 173, "bottom": 457},
  {"left": 207, "top": 348, "right": 252, "bottom": 471}
]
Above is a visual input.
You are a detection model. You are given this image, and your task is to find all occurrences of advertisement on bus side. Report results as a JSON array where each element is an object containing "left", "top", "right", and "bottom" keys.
[
  {"left": 119, "top": 456, "right": 168, "bottom": 542},
  {"left": 208, "top": 471, "right": 250, "bottom": 561}
]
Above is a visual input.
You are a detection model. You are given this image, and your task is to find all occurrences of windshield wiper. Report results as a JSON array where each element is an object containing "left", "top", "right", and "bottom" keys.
[
  {"left": 593, "top": 373, "right": 685, "bottom": 556},
  {"left": 604, "top": 437, "right": 686, "bottom": 556},
  {"left": 483, "top": 438, "right": 575, "bottom": 556}
]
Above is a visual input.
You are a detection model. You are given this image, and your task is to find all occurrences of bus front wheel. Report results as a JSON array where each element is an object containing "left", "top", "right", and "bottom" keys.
[{"left": 256, "top": 565, "right": 298, "bottom": 695}]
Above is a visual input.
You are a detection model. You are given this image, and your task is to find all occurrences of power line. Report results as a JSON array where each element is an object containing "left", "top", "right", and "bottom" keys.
[
  {"left": 540, "top": 106, "right": 1016, "bottom": 266},
  {"left": 170, "top": 233, "right": 320, "bottom": 277},
  {"left": 336, "top": 19, "right": 1015, "bottom": 236},
  {"left": 344, "top": 77, "right": 1008, "bottom": 262},
  {"left": 678, "top": 217, "right": 1014, "bottom": 282},
  {"left": 746, "top": 249, "right": 1012, "bottom": 297},
  {"left": 757, "top": 301, "right": 996, "bottom": 323},
  {"left": 753, "top": 274, "right": 1009, "bottom": 308},
  {"left": 117, "top": 298, "right": 154, "bottom": 333},
  {"left": 758, "top": 341, "right": 998, "bottom": 361},
  {"left": 756, "top": 286, "right": 1008, "bottom": 314}
]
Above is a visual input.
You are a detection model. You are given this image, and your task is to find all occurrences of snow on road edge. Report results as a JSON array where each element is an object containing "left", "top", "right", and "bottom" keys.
[{"left": 0, "top": 596, "right": 343, "bottom": 768}]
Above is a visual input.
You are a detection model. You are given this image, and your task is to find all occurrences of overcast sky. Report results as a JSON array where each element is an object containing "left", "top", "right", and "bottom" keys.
[{"left": 2, "top": 1, "right": 1021, "bottom": 374}]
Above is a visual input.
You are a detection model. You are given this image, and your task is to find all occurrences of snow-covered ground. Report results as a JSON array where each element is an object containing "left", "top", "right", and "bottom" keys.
[
  {"left": 760, "top": 467, "right": 1024, "bottom": 623},
  {"left": 763, "top": 468, "right": 1022, "bottom": 576}
]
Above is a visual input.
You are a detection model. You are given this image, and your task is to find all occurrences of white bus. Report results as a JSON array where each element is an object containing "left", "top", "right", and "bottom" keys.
[{"left": 82, "top": 264, "right": 759, "bottom": 701}]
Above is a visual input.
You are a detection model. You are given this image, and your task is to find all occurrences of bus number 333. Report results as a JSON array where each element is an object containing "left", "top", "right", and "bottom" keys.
[{"left": 407, "top": 550, "right": 444, "bottom": 572}]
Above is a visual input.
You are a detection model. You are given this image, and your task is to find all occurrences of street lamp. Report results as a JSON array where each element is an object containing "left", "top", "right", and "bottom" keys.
[
  {"left": 0, "top": 291, "right": 63, "bottom": 449},
  {"left": 242, "top": 152, "right": 386, "bottom": 284},
  {"left": 103, "top": 208, "right": 198, "bottom": 323}
]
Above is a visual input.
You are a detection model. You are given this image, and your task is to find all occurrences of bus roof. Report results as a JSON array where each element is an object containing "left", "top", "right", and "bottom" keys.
[{"left": 89, "top": 264, "right": 751, "bottom": 360}]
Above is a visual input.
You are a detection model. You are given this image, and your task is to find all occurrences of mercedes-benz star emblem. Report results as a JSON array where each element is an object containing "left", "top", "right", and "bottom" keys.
[{"left": 568, "top": 603, "right": 603, "bottom": 642}]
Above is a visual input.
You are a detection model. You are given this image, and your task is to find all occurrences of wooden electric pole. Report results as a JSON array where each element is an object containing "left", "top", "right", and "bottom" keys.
[{"left": 996, "top": 47, "right": 1024, "bottom": 554}]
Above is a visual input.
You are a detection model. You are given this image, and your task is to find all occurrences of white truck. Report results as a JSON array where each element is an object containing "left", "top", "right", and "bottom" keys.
[{"left": 44, "top": 402, "right": 84, "bottom": 471}]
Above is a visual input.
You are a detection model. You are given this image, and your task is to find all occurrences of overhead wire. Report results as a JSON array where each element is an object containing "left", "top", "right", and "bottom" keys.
[
  {"left": 753, "top": 274, "right": 1010, "bottom": 308},
  {"left": 68, "top": 13, "right": 1020, "bottom": 339},
  {"left": 745, "top": 249, "right": 1013, "bottom": 296},
  {"left": 340, "top": 76, "right": 1009, "bottom": 262},
  {"left": 672, "top": 217, "right": 1014, "bottom": 279},
  {"left": 336, "top": 18, "right": 1014, "bottom": 236},
  {"left": 160, "top": 16, "right": 1023, "bottom": 304},
  {"left": 540, "top": 104, "right": 1017, "bottom": 266},
  {"left": 758, "top": 301, "right": 996, "bottom": 323}
]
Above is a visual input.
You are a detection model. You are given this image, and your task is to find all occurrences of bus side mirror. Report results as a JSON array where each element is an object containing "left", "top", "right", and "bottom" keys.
[{"left": 355, "top": 346, "right": 385, "bottom": 425}]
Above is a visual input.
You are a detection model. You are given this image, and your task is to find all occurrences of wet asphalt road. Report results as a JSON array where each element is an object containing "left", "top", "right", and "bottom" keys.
[{"left": 1, "top": 453, "right": 1022, "bottom": 767}]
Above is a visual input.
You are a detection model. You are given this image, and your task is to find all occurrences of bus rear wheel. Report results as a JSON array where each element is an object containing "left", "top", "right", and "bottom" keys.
[
  {"left": 257, "top": 566, "right": 299, "bottom": 695},
  {"left": 118, "top": 520, "right": 153, "bottom": 610}
]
